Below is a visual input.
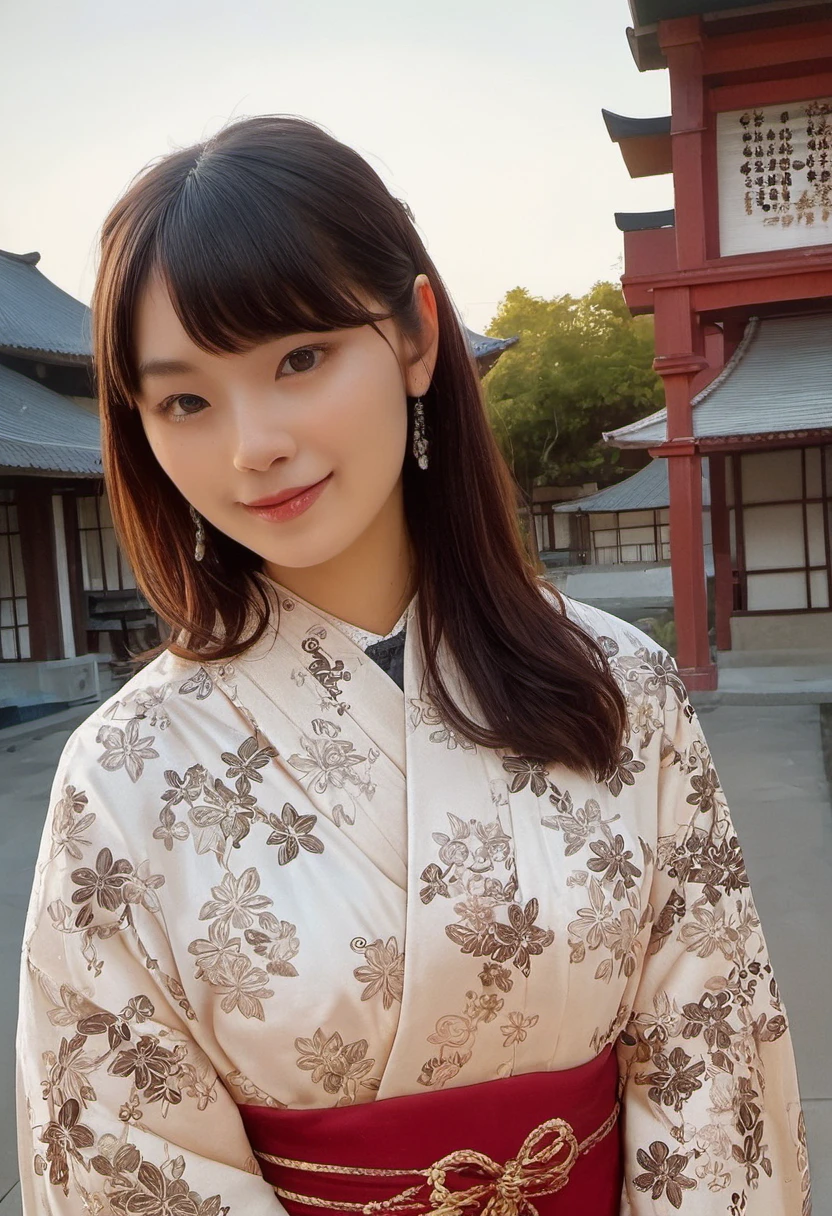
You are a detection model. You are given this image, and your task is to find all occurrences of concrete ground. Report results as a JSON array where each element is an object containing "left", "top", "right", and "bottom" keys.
[{"left": 0, "top": 702, "right": 829, "bottom": 1212}]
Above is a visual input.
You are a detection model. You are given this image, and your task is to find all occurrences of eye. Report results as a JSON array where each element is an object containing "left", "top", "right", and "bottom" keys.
[
  {"left": 280, "top": 344, "right": 329, "bottom": 377},
  {"left": 156, "top": 394, "right": 208, "bottom": 422}
]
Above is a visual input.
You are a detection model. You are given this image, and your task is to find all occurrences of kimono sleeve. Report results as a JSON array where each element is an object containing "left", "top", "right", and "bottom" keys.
[
  {"left": 16, "top": 725, "right": 284, "bottom": 1215},
  {"left": 616, "top": 685, "right": 811, "bottom": 1215}
]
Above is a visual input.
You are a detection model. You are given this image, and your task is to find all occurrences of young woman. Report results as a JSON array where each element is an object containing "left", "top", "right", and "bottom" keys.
[{"left": 17, "top": 115, "right": 810, "bottom": 1215}]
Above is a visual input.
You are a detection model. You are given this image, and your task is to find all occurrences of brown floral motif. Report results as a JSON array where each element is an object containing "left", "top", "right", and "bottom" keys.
[
  {"left": 188, "top": 919, "right": 244, "bottom": 982},
  {"left": 586, "top": 833, "right": 642, "bottom": 898},
  {"left": 603, "top": 745, "right": 646, "bottom": 797},
  {"left": 36, "top": 1098, "right": 95, "bottom": 1193},
  {"left": 500, "top": 1012, "right": 539, "bottom": 1047},
  {"left": 685, "top": 740, "right": 723, "bottom": 816},
  {"left": 633, "top": 1141, "right": 697, "bottom": 1209},
  {"left": 641, "top": 651, "right": 689, "bottom": 708},
  {"left": 295, "top": 1028, "right": 377, "bottom": 1104},
  {"left": 220, "top": 735, "right": 277, "bottom": 784},
  {"left": 266, "top": 803, "right": 324, "bottom": 865},
  {"left": 49, "top": 784, "right": 95, "bottom": 862},
  {"left": 489, "top": 899, "right": 556, "bottom": 977},
  {"left": 92, "top": 1145, "right": 228, "bottom": 1216},
  {"left": 212, "top": 954, "right": 274, "bottom": 1021},
  {"left": 478, "top": 962, "right": 513, "bottom": 993},
  {"left": 109, "top": 1034, "right": 182, "bottom": 1103},
  {"left": 95, "top": 719, "right": 159, "bottom": 783},
  {"left": 152, "top": 806, "right": 190, "bottom": 851},
  {"left": 198, "top": 867, "right": 272, "bottom": 930},
  {"left": 245, "top": 913, "right": 300, "bottom": 977},
  {"left": 666, "top": 829, "right": 750, "bottom": 907},
  {"left": 408, "top": 697, "right": 476, "bottom": 751},
  {"left": 501, "top": 755, "right": 549, "bottom": 797},
  {"left": 41, "top": 1032, "right": 99, "bottom": 1108},
  {"left": 178, "top": 665, "right": 216, "bottom": 700},
  {"left": 681, "top": 990, "right": 737, "bottom": 1053},
  {"left": 638, "top": 1045, "right": 707, "bottom": 1113},
  {"left": 71, "top": 848, "right": 133, "bottom": 915},
  {"left": 541, "top": 789, "right": 620, "bottom": 857},
  {"left": 445, "top": 896, "right": 554, "bottom": 977},
  {"left": 679, "top": 898, "right": 740, "bottom": 960},
  {"left": 351, "top": 936, "right": 404, "bottom": 1009},
  {"left": 419, "top": 988, "right": 504, "bottom": 1089},
  {"left": 419, "top": 863, "right": 450, "bottom": 904},
  {"left": 288, "top": 733, "right": 372, "bottom": 796},
  {"left": 122, "top": 861, "right": 166, "bottom": 913}
]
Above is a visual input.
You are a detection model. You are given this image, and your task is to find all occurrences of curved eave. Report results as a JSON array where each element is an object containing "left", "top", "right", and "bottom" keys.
[
  {"left": 614, "top": 208, "right": 675, "bottom": 232},
  {"left": 465, "top": 329, "right": 520, "bottom": 377},
  {"left": 602, "top": 110, "right": 672, "bottom": 178}
]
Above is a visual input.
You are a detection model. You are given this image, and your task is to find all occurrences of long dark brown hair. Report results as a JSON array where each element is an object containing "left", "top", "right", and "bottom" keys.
[{"left": 92, "top": 114, "right": 626, "bottom": 775}]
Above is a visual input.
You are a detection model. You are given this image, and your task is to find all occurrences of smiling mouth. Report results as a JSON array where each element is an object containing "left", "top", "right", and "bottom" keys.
[{"left": 241, "top": 473, "right": 333, "bottom": 522}]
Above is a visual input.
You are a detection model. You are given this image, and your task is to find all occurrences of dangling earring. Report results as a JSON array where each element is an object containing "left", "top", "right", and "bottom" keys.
[
  {"left": 189, "top": 504, "right": 206, "bottom": 562},
  {"left": 412, "top": 396, "right": 429, "bottom": 470}
]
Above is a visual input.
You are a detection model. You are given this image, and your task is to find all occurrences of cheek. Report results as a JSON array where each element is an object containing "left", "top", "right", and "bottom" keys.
[
  {"left": 141, "top": 421, "right": 214, "bottom": 499},
  {"left": 326, "top": 359, "right": 408, "bottom": 471}
]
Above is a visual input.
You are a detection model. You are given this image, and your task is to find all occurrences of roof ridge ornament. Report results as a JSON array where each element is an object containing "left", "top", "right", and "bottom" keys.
[{"left": 0, "top": 250, "right": 40, "bottom": 265}]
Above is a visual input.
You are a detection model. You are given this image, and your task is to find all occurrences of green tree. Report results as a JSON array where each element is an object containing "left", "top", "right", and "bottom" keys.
[{"left": 483, "top": 281, "right": 662, "bottom": 502}]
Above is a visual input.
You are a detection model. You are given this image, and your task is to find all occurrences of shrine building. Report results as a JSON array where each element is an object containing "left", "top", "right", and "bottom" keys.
[{"left": 603, "top": 0, "right": 832, "bottom": 690}]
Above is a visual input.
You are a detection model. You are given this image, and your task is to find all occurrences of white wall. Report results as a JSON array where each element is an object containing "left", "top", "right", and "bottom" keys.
[{"left": 739, "top": 448, "right": 830, "bottom": 611}]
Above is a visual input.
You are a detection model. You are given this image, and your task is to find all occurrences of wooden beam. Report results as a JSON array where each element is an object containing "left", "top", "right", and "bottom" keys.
[{"left": 16, "top": 481, "right": 61, "bottom": 661}]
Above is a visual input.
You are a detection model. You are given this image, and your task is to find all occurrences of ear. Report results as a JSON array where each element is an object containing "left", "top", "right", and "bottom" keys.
[{"left": 405, "top": 273, "right": 439, "bottom": 397}]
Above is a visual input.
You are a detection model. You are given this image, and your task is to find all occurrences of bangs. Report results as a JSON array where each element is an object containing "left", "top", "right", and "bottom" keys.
[{"left": 118, "top": 164, "right": 394, "bottom": 398}]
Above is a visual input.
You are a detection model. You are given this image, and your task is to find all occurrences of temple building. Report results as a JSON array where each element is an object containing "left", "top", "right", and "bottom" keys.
[
  {"left": 0, "top": 247, "right": 517, "bottom": 723},
  {"left": 552, "top": 457, "right": 711, "bottom": 567},
  {"left": 601, "top": 0, "right": 832, "bottom": 690}
]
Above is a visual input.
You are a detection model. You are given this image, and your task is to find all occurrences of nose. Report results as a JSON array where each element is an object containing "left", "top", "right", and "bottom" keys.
[{"left": 231, "top": 407, "right": 298, "bottom": 473}]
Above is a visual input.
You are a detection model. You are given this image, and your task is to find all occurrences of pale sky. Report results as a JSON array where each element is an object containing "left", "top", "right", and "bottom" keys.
[{"left": 0, "top": 0, "right": 672, "bottom": 334}]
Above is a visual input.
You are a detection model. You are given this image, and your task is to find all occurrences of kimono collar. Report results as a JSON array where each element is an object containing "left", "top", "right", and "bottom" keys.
[{"left": 258, "top": 572, "right": 413, "bottom": 654}]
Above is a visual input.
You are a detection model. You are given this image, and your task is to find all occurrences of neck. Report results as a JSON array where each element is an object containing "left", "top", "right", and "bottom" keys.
[{"left": 263, "top": 481, "right": 416, "bottom": 636}]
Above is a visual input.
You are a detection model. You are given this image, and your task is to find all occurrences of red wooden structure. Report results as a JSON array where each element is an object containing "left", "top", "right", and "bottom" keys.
[{"left": 605, "top": 0, "right": 832, "bottom": 689}]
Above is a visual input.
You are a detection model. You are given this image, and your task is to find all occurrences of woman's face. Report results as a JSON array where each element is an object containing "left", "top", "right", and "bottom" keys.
[{"left": 132, "top": 270, "right": 437, "bottom": 572}]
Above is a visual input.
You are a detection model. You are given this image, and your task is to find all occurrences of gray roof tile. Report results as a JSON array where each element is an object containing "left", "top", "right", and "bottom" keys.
[
  {"left": 0, "top": 250, "right": 92, "bottom": 360},
  {"left": 605, "top": 313, "right": 832, "bottom": 447},
  {"left": 0, "top": 361, "right": 101, "bottom": 475},
  {"left": 553, "top": 457, "right": 710, "bottom": 512}
]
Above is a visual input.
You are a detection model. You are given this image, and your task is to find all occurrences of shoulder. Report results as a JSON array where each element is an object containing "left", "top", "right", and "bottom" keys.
[
  {"left": 538, "top": 582, "right": 690, "bottom": 745},
  {"left": 538, "top": 580, "right": 669, "bottom": 665},
  {"left": 46, "top": 648, "right": 241, "bottom": 842}
]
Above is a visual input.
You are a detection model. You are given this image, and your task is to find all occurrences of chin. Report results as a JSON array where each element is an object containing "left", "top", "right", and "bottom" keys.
[{"left": 257, "top": 531, "right": 359, "bottom": 572}]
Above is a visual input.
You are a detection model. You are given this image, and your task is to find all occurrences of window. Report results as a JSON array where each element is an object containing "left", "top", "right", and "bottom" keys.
[
  {"left": 76, "top": 493, "right": 136, "bottom": 592},
  {"left": 732, "top": 446, "right": 832, "bottom": 613},
  {"left": 0, "top": 489, "right": 29, "bottom": 660},
  {"left": 589, "top": 510, "right": 668, "bottom": 564}
]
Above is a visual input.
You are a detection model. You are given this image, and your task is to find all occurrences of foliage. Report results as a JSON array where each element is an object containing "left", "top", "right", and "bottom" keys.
[{"left": 483, "top": 282, "right": 663, "bottom": 498}]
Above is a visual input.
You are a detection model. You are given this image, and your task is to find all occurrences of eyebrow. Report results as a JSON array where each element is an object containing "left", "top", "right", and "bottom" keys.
[{"left": 137, "top": 358, "right": 200, "bottom": 382}]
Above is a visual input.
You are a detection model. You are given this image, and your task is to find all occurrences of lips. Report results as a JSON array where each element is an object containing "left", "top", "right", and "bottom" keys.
[
  {"left": 244, "top": 476, "right": 329, "bottom": 508},
  {"left": 241, "top": 472, "right": 333, "bottom": 523}
]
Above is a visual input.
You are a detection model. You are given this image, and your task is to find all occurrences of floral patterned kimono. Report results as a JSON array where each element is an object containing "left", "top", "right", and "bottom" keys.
[{"left": 17, "top": 576, "right": 811, "bottom": 1214}]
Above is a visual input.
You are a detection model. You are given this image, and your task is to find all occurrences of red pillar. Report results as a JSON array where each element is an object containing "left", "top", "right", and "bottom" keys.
[
  {"left": 709, "top": 454, "right": 734, "bottom": 653},
  {"left": 652, "top": 287, "right": 716, "bottom": 691}
]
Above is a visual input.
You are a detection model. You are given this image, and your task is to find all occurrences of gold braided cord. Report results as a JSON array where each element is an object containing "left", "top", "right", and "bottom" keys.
[{"left": 256, "top": 1100, "right": 620, "bottom": 1215}]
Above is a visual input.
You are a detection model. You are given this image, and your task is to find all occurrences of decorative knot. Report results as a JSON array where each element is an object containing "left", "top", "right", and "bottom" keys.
[{"left": 377, "top": 1117, "right": 580, "bottom": 1216}]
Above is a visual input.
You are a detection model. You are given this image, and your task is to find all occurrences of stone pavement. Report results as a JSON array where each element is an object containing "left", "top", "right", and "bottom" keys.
[{"left": 0, "top": 703, "right": 829, "bottom": 1213}]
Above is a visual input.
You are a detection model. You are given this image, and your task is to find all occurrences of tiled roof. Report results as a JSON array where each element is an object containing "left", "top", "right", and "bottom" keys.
[
  {"left": 602, "top": 110, "right": 671, "bottom": 141},
  {"left": 465, "top": 329, "right": 519, "bottom": 360},
  {"left": 605, "top": 313, "right": 832, "bottom": 448},
  {"left": 553, "top": 457, "right": 710, "bottom": 513},
  {"left": 614, "top": 208, "right": 675, "bottom": 232},
  {"left": 0, "top": 250, "right": 92, "bottom": 361},
  {"left": 0, "top": 361, "right": 101, "bottom": 475}
]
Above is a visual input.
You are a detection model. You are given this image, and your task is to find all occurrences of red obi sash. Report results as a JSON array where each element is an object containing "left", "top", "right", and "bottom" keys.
[{"left": 238, "top": 1045, "right": 622, "bottom": 1215}]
